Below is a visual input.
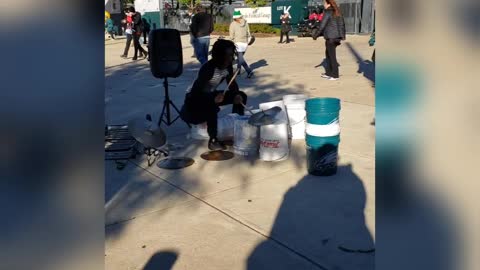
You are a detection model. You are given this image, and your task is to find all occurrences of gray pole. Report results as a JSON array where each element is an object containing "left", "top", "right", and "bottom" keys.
[{"left": 159, "top": 0, "right": 164, "bottom": 28}]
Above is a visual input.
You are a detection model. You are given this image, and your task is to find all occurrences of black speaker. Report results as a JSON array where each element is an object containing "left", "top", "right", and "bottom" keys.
[{"left": 149, "top": 29, "right": 183, "bottom": 78}]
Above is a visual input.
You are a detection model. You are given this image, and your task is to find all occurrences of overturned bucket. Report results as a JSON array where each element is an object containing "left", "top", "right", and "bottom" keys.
[{"left": 233, "top": 115, "right": 260, "bottom": 157}]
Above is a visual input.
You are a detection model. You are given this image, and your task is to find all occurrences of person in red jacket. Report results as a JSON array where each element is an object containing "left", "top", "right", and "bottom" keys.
[
  {"left": 129, "top": 6, "right": 148, "bottom": 61},
  {"left": 120, "top": 11, "right": 134, "bottom": 58},
  {"left": 309, "top": 10, "right": 319, "bottom": 21}
]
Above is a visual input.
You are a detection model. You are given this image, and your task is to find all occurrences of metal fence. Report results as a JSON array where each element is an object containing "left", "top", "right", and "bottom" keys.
[{"left": 337, "top": 0, "right": 374, "bottom": 34}]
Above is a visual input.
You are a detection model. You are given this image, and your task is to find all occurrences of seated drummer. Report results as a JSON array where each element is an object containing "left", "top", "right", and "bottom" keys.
[{"left": 180, "top": 39, "right": 248, "bottom": 151}]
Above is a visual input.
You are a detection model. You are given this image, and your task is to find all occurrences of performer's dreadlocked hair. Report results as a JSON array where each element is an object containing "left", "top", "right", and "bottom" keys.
[{"left": 211, "top": 39, "right": 237, "bottom": 66}]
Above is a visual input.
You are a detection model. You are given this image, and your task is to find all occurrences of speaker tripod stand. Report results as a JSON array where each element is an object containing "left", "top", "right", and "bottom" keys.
[{"left": 155, "top": 77, "right": 182, "bottom": 126}]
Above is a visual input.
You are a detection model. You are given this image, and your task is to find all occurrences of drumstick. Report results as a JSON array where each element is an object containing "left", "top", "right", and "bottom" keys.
[
  {"left": 223, "top": 68, "right": 240, "bottom": 94},
  {"left": 240, "top": 102, "right": 255, "bottom": 115}
]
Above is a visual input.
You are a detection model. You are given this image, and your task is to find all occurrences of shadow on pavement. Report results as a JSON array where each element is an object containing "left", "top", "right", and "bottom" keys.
[
  {"left": 345, "top": 42, "right": 375, "bottom": 83},
  {"left": 247, "top": 164, "right": 375, "bottom": 270},
  {"left": 376, "top": 150, "right": 458, "bottom": 270},
  {"left": 250, "top": 59, "right": 269, "bottom": 71},
  {"left": 142, "top": 250, "right": 178, "bottom": 270}
]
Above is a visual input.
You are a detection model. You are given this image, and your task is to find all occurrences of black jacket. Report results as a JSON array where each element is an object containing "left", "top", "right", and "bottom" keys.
[
  {"left": 132, "top": 12, "right": 144, "bottom": 34},
  {"left": 190, "top": 12, "right": 214, "bottom": 38},
  {"left": 318, "top": 8, "right": 346, "bottom": 40},
  {"left": 280, "top": 16, "right": 292, "bottom": 33},
  {"left": 181, "top": 61, "right": 239, "bottom": 120}
]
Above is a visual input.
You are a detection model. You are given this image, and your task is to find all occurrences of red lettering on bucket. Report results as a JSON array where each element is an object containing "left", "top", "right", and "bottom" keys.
[{"left": 260, "top": 139, "right": 281, "bottom": 148}]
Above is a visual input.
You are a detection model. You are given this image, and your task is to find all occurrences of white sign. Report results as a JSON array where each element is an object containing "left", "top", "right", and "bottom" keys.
[
  {"left": 235, "top": 7, "right": 271, "bottom": 24},
  {"left": 135, "top": 0, "right": 160, "bottom": 14}
]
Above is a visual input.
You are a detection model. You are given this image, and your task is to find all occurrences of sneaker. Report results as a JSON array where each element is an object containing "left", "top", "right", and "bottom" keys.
[
  {"left": 321, "top": 73, "right": 330, "bottom": 78},
  {"left": 120, "top": 54, "right": 127, "bottom": 59},
  {"left": 328, "top": 77, "right": 339, "bottom": 81},
  {"left": 132, "top": 57, "right": 138, "bottom": 61},
  {"left": 247, "top": 71, "right": 254, "bottom": 78},
  {"left": 208, "top": 138, "right": 227, "bottom": 151}
]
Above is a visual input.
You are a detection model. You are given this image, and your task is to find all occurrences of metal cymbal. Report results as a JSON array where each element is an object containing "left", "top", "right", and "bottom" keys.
[
  {"left": 157, "top": 157, "right": 195, "bottom": 169},
  {"left": 200, "top": 150, "right": 234, "bottom": 161},
  {"left": 248, "top": 106, "right": 283, "bottom": 126},
  {"left": 128, "top": 118, "right": 167, "bottom": 148}
]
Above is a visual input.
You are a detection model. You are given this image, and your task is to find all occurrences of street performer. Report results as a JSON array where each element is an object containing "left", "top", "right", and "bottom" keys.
[{"left": 180, "top": 39, "right": 248, "bottom": 151}]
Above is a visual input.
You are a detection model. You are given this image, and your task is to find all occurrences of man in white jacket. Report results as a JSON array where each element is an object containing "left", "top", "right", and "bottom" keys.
[{"left": 229, "top": 11, "right": 254, "bottom": 78}]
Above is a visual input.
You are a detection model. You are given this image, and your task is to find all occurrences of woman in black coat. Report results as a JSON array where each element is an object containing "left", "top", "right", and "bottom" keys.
[
  {"left": 317, "top": 0, "right": 346, "bottom": 80},
  {"left": 279, "top": 12, "right": 292, "bottom": 44}
]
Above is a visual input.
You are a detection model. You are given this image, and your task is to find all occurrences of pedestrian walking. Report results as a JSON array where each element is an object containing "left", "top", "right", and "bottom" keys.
[
  {"left": 142, "top": 18, "right": 150, "bottom": 44},
  {"left": 129, "top": 7, "right": 148, "bottom": 61},
  {"left": 369, "top": 30, "right": 375, "bottom": 62},
  {"left": 229, "top": 11, "right": 254, "bottom": 78},
  {"left": 105, "top": 16, "right": 115, "bottom": 39},
  {"left": 317, "top": 0, "right": 346, "bottom": 80},
  {"left": 279, "top": 12, "right": 292, "bottom": 44},
  {"left": 120, "top": 10, "right": 133, "bottom": 58},
  {"left": 188, "top": 9, "right": 196, "bottom": 58},
  {"left": 190, "top": 7, "right": 214, "bottom": 65}
]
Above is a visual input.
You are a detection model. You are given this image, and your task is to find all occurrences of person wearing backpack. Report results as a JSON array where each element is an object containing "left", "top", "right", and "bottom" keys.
[
  {"left": 129, "top": 7, "right": 148, "bottom": 61},
  {"left": 317, "top": 0, "right": 346, "bottom": 80}
]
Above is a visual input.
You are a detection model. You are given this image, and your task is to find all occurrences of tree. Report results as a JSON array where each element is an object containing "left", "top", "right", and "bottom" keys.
[
  {"left": 178, "top": 0, "right": 201, "bottom": 9},
  {"left": 245, "top": 0, "right": 268, "bottom": 8}
]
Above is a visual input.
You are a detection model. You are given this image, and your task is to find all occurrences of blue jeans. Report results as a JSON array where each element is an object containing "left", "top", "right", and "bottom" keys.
[
  {"left": 237, "top": 51, "right": 252, "bottom": 74},
  {"left": 193, "top": 36, "right": 210, "bottom": 65}
]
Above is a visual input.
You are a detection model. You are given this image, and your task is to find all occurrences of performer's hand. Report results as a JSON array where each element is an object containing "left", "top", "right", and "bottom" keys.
[
  {"left": 215, "top": 93, "right": 225, "bottom": 104},
  {"left": 233, "top": 94, "right": 243, "bottom": 105}
]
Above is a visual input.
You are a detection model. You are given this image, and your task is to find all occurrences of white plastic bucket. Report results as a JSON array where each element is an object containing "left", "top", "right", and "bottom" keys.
[
  {"left": 283, "top": 94, "right": 308, "bottom": 140},
  {"left": 259, "top": 100, "right": 288, "bottom": 123},
  {"left": 283, "top": 94, "right": 308, "bottom": 104},
  {"left": 233, "top": 115, "right": 259, "bottom": 157},
  {"left": 190, "top": 122, "right": 209, "bottom": 140},
  {"left": 259, "top": 120, "right": 289, "bottom": 161},
  {"left": 190, "top": 113, "right": 238, "bottom": 141}
]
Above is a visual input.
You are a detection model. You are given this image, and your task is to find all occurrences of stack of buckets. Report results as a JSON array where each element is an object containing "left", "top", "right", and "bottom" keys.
[
  {"left": 283, "top": 94, "right": 308, "bottom": 139},
  {"left": 305, "top": 98, "right": 341, "bottom": 176}
]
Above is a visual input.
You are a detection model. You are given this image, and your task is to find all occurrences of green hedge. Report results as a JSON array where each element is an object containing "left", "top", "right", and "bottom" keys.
[
  {"left": 214, "top": 23, "right": 280, "bottom": 34},
  {"left": 250, "top": 24, "right": 281, "bottom": 34},
  {"left": 214, "top": 23, "right": 229, "bottom": 33}
]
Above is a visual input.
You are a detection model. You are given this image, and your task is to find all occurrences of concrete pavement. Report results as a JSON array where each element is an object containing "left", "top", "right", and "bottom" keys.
[{"left": 105, "top": 33, "right": 375, "bottom": 270}]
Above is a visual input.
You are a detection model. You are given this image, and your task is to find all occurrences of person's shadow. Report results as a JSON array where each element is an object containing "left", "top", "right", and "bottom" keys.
[
  {"left": 250, "top": 59, "right": 268, "bottom": 71},
  {"left": 142, "top": 250, "right": 178, "bottom": 270},
  {"left": 247, "top": 164, "right": 375, "bottom": 270},
  {"left": 345, "top": 42, "right": 375, "bottom": 83}
]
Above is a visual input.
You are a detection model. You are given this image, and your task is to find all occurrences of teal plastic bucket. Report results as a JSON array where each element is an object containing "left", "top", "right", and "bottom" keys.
[
  {"left": 305, "top": 98, "right": 341, "bottom": 125},
  {"left": 306, "top": 134, "right": 340, "bottom": 176}
]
